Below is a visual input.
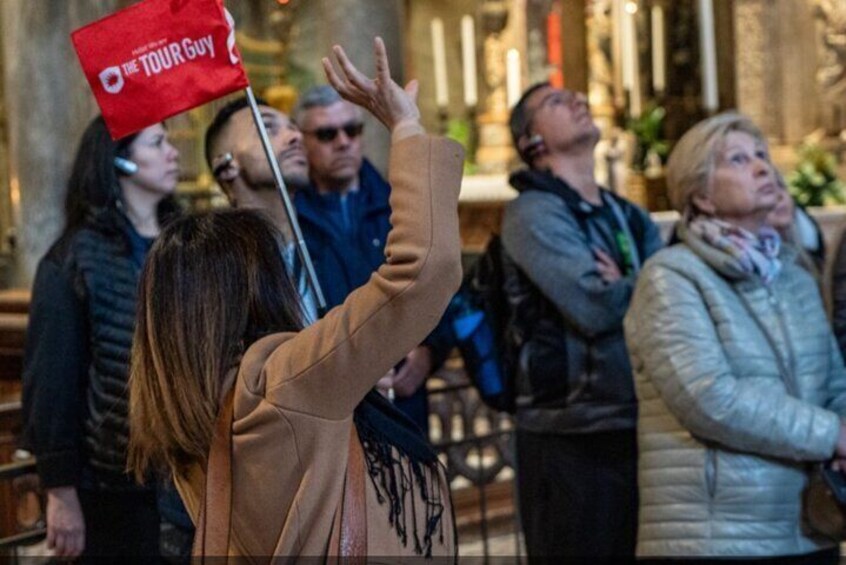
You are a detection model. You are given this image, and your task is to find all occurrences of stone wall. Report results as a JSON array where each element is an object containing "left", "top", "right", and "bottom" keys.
[
  {"left": 286, "top": 0, "right": 404, "bottom": 176},
  {"left": 2, "top": 1, "right": 123, "bottom": 287},
  {"left": 733, "top": 0, "right": 819, "bottom": 143}
]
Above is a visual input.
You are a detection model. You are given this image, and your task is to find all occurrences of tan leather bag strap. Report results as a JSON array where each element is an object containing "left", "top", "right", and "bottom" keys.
[
  {"left": 329, "top": 425, "right": 368, "bottom": 561},
  {"left": 192, "top": 388, "right": 235, "bottom": 563},
  {"left": 194, "top": 394, "right": 367, "bottom": 561}
]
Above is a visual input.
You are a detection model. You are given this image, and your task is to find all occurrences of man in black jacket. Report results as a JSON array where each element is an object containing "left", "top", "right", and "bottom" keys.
[{"left": 503, "top": 83, "right": 663, "bottom": 560}]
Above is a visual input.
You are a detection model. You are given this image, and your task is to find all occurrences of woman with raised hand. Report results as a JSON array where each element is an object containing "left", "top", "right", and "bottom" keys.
[
  {"left": 22, "top": 117, "right": 180, "bottom": 560},
  {"left": 127, "top": 38, "right": 464, "bottom": 559},
  {"left": 625, "top": 112, "right": 846, "bottom": 564}
]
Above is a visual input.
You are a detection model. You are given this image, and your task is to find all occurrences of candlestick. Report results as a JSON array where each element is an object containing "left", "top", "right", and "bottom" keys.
[
  {"left": 461, "top": 16, "right": 478, "bottom": 108},
  {"left": 431, "top": 18, "right": 449, "bottom": 109},
  {"left": 698, "top": 0, "right": 718, "bottom": 112},
  {"left": 506, "top": 48, "right": 521, "bottom": 108},
  {"left": 651, "top": 4, "right": 666, "bottom": 94}
]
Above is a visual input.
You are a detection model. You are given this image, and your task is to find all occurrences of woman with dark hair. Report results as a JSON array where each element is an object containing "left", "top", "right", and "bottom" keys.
[
  {"left": 128, "top": 40, "right": 463, "bottom": 559},
  {"left": 21, "top": 116, "right": 180, "bottom": 560}
]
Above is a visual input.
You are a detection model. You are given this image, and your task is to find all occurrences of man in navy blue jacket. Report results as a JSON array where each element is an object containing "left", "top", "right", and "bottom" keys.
[{"left": 293, "top": 85, "right": 452, "bottom": 435}]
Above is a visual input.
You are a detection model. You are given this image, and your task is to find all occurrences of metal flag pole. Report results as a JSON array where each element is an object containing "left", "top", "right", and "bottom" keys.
[{"left": 243, "top": 85, "right": 328, "bottom": 314}]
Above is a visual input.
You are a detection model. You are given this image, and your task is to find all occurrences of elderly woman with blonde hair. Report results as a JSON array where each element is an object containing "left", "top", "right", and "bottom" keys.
[{"left": 624, "top": 112, "right": 846, "bottom": 564}]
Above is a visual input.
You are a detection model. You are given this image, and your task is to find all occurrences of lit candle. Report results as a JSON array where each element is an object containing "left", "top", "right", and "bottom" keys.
[
  {"left": 431, "top": 18, "right": 449, "bottom": 109},
  {"left": 611, "top": 0, "right": 625, "bottom": 109},
  {"left": 698, "top": 0, "right": 718, "bottom": 112},
  {"left": 621, "top": 2, "right": 634, "bottom": 90},
  {"left": 461, "top": 15, "right": 478, "bottom": 107},
  {"left": 506, "top": 48, "right": 521, "bottom": 108},
  {"left": 651, "top": 4, "right": 666, "bottom": 94},
  {"left": 623, "top": 2, "right": 641, "bottom": 117}
]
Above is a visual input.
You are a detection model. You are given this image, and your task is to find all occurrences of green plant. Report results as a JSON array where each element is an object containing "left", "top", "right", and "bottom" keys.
[
  {"left": 626, "top": 104, "right": 669, "bottom": 172},
  {"left": 787, "top": 143, "right": 846, "bottom": 207},
  {"left": 446, "top": 118, "right": 477, "bottom": 174}
]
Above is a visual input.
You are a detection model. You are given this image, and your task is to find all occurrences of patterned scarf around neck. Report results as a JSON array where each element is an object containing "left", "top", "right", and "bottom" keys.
[{"left": 688, "top": 216, "right": 782, "bottom": 285}]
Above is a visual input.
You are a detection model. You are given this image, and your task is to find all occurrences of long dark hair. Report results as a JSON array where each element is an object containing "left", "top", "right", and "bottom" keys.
[
  {"left": 62, "top": 116, "right": 179, "bottom": 238},
  {"left": 128, "top": 209, "right": 304, "bottom": 477}
]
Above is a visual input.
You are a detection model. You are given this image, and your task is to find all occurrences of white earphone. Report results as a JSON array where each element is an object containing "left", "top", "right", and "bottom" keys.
[{"left": 114, "top": 156, "right": 138, "bottom": 175}]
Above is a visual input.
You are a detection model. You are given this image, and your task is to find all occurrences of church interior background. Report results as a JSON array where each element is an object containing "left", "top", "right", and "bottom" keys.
[{"left": 3, "top": 0, "right": 846, "bottom": 556}]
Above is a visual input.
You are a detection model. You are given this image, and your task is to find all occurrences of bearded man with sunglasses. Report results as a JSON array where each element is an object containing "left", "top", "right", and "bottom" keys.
[
  {"left": 293, "top": 85, "right": 453, "bottom": 435},
  {"left": 504, "top": 83, "right": 663, "bottom": 561}
]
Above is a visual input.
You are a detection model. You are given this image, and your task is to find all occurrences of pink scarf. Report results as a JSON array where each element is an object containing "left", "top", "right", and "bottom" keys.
[{"left": 688, "top": 217, "right": 782, "bottom": 285}]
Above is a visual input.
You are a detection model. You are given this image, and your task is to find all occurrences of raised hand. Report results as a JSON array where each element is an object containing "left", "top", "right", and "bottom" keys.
[{"left": 322, "top": 37, "right": 420, "bottom": 132}]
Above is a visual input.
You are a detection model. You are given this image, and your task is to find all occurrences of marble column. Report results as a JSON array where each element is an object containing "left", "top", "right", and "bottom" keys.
[
  {"left": 3, "top": 0, "right": 120, "bottom": 287},
  {"left": 287, "top": 0, "right": 404, "bottom": 175}
]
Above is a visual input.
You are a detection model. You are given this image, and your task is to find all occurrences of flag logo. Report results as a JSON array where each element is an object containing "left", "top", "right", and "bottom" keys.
[
  {"left": 71, "top": 0, "right": 249, "bottom": 139},
  {"left": 225, "top": 9, "right": 239, "bottom": 65},
  {"left": 99, "top": 66, "right": 124, "bottom": 94}
]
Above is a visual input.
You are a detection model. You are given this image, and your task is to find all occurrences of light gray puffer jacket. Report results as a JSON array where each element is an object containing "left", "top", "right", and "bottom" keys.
[{"left": 625, "top": 225, "right": 846, "bottom": 558}]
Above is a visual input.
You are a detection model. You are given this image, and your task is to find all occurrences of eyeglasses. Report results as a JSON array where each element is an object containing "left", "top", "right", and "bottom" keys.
[
  {"left": 524, "top": 90, "right": 581, "bottom": 135},
  {"left": 303, "top": 121, "right": 364, "bottom": 143}
]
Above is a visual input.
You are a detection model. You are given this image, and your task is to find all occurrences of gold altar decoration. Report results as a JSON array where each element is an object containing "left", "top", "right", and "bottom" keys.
[{"left": 475, "top": 0, "right": 516, "bottom": 174}]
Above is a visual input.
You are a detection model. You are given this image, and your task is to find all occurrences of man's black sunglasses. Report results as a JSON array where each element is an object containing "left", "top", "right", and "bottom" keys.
[{"left": 303, "top": 121, "right": 364, "bottom": 143}]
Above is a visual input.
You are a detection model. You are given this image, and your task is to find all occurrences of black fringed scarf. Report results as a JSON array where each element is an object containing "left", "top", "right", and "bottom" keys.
[{"left": 352, "top": 390, "right": 452, "bottom": 558}]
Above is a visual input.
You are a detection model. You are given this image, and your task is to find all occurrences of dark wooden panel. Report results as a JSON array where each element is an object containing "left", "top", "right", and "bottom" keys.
[
  {"left": 0, "top": 290, "right": 29, "bottom": 315},
  {"left": 0, "top": 291, "right": 29, "bottom": 542}
]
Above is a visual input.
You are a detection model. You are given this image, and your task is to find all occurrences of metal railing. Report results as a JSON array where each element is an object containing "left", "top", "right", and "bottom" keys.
[
  {"left": 0, "top": 366, "right": 523, "bottom": 560},
  {"left": 427, "top": 361, "right": 523, "bottom": 562}
]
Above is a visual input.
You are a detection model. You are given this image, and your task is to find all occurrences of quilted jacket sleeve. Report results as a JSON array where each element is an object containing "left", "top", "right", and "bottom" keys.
[{"left": 626, "top": 260, "right": 841, "bottom": 462}]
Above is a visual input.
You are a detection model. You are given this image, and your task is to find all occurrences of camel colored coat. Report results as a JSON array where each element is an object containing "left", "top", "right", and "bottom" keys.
[{"left": 175, "top": 128, "right": 464, "bottom": 560}]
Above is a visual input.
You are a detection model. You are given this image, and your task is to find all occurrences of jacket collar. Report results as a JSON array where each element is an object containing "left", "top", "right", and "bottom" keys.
[
  {"left": 295, "top": 159, "right": 390, "bottom": 231},
  {"left": 509, "top": 168, "right": 614, "bottom": 214}
]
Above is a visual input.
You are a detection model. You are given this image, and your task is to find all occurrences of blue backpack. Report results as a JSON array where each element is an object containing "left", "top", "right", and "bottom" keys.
[{"left": 448, "top": 235, "right": 537, "bottom": 413}]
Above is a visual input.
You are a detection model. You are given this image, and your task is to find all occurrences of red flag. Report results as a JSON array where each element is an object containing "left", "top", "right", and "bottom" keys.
[{"left": 72, "top": 0, "right": 249, "bottom": 139}]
